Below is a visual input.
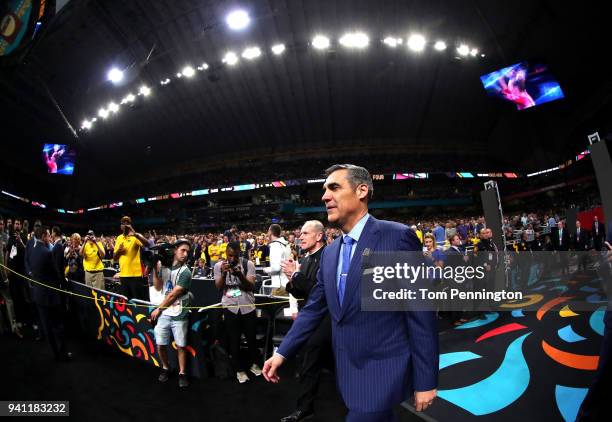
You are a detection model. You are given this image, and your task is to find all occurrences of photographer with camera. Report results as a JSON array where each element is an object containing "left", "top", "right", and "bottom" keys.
[
  {"left": 79, "top": 230, "right": 105, "bottom": 290},
  {"left": 150, "top": 239, "right": 193, "bottom": 388},
  {"left": 113, "top": 216, "right": 149, "bottom": 300},
  {"left": 214, "top": 241, "right": 262, "bottom": 383}
]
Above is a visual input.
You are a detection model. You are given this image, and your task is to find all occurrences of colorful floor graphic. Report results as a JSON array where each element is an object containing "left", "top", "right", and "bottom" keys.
[{"left": 428, "top": 272, "right": 607, "bottom": 421}]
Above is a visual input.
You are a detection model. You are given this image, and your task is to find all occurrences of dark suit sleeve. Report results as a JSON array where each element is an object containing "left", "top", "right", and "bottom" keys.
[
  {"left": 52, "top": 245, "right": 65, "bottom": 284},
  {"left": 401, "top": 228, "right": 439, "bottom": 391},
  {"left": 276, "top": 250, "right": 329, "bottom": 359}
]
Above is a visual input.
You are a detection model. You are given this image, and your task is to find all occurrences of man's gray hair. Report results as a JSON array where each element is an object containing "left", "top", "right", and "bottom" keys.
[
  {"left": 304, "top": 220, "right": 326, "bottom": 242},
  {"left": 304, "top": 220, "right": 325, "bottom": 234},
  {"left": 325, "top": 164, "right": 374, "bottom": 200}
]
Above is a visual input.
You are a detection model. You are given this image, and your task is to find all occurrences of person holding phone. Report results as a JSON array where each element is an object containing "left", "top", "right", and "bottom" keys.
[
  {"left": 113, "top": 216, "right": 148, "bottom": 300},
  {"left": 80, "top": 230, "right": 105, "bottom": 290}
]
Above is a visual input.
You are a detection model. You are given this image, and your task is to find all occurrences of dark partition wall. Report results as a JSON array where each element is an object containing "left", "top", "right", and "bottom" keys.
[{"left": 480, "top": 187, "right": 504, "bottom": 249}]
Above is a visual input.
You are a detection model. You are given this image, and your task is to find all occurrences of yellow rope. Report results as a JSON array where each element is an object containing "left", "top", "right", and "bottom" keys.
[{"left": 0, "top": 263, "right": 299, "bottom": 311}]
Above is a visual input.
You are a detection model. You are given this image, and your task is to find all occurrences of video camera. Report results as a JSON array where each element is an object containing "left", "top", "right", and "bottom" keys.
[{"left": 141, "top": 242, "right": 175, "bottom": 269}]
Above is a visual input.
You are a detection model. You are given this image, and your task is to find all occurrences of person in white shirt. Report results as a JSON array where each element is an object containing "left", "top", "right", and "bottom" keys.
[{"left": 264, "top": 224, "right": 298, "bottom": 313}]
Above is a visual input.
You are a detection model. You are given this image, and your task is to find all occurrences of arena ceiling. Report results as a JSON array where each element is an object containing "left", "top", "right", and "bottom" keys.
[{"left": 0, "top": 0, "right": 610, "bottom": 209}]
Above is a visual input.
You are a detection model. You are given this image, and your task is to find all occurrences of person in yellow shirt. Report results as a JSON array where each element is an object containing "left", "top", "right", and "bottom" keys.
[
  {"left": 219, "top": 235, "right": 229, "bottom": 260},
  {"left": 80, "top": 230, "right": 105, "bottom": 290},
  {"left": 208, "top": 241, "right": 220, "bottom": 267},
  {"left": 113, "top": 216, "right": 149, "bottom": 300}
]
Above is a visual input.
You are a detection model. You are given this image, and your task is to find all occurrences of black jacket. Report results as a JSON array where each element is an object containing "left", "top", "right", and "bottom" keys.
[
  {"left": 572, "top": 228, "right": 591, "bottom": 251},
  {"left": 51, "top": 240, "right": 66, "bottom": 283},
  {"left": 29, "top": 242, "right": 63, "bottom": 307},
  {"left": 286, "top": 246, "right": 325, "bottom": 306},
  {"left": 553, "top": 228, "right": 570, "bottom": 251}
]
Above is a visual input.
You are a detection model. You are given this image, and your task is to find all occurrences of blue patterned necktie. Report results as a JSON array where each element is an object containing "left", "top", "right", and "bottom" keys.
[{"left": 338, "top": 236, "right": 354, "bottom": 306}]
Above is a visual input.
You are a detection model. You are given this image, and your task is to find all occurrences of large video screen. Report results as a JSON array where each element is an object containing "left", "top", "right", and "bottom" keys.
[
  {"left": 480, "top": 62, "right": 564, "bottom": 110},
  {"left": 42, "top": 143, "right": 76, "bottom": 175}
]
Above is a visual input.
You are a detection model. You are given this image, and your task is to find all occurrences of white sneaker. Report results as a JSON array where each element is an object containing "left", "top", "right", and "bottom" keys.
[
  {"left": 249, "top": 364, "right": 262, "bottom": 377},
  {"left": 237, "top": 371, "right": 250, "bottom": 384}
]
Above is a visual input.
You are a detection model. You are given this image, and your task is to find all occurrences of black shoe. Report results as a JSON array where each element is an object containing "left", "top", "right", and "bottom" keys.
[
  {"left": 158, "top": 368, "right": 170, "bottom": 383},
  {"left": 280, "top": 409, "right": 314, "bottom": 422},
  {"left": 178, "top": 373, "right": 189, "bottom": 388}
]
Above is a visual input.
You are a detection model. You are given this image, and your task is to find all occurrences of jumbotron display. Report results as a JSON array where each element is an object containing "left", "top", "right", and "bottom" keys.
[
  {"left": 480, "top": 62, "right": 564, "bottom": 110},
  {"left": 42, "top": 143, "right": 76, "bottom": 175}
]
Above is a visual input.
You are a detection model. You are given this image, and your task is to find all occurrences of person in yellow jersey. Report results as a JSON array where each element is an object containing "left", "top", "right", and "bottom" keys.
[
  {"left": 219, "top": 234, "right": 229, "bottom": 260},
  {"left": 80, "top": 230, "right": 105, "bottom": 290},
  {"left": 113, "top": 216, "right": 149, "bottom": 300},
  {"left": 208, "top": 237, "right": 221, "bottom": 268}
]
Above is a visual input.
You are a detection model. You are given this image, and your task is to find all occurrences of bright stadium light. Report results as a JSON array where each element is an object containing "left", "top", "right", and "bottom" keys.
[
  {"left": 457, "top": 44, "right": 470, "bottom": 56},
  {"left": 139, "top": 85, "right": 151, "bottom": 96},
  {"left": 197, "top": 63, "right": 209, "bottom": 71},
  {"left": 107, "top": 102, "right": 119, "bottom": 113},
  {"left": 312, "top": 35, "right": 330, "bottom": 50},
  {"left": 339, "top": 32, "right": 369, "bottom": 49},
  {"left": 407, "top": 34, "right": 426, "bottom": 52},
  {"left": 126, "top": 93, "right": 135, "bottom": 102},
  {"left": 226, "top": 9, "right": 250, "bottom": 31},
  {"left": 242, "top": 46, "right": 262, "bottom": 60},
  {"left": 98, "top": 108, "right": 109, "bottom": 119},
  {"left": 82, "top": 120, "right": 92, "bottom": 130},
  {"left": 470, "top": 48, "right": 479, "bottom": 57},
  {"left": 434, "top": 40, "right": 447, "bottom": 51},
  {"left": 223, "top": 51, "right": 239, "bottom": 66},
  {"left": 182, "top": 66, "right": 195, "bottom": 77},
  {"left": 383, "top": 37, "right": 402, "bottom": 47},
  {"left": 271, "top": 43, "right": 286, "bottom": 55},
  {"left": 107, "top": 67, "right": 124, "bottom": 83}
]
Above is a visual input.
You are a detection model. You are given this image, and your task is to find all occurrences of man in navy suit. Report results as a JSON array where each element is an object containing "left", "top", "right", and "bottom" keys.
[
  {"left": 28, "top": 225, "right": 71, "bottom": 361},
  {"left": 263, "top": 164, "right": 438, "bottom": 421}
]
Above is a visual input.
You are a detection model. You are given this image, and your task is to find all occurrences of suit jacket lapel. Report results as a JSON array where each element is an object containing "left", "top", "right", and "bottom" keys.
[{"left": 339, "top": 216, "right": 381, "bottom": 320}]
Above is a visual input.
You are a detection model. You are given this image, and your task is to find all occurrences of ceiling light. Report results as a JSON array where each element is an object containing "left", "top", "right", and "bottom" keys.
[
  {"left": 470, "top": 48, "right": 479, "bottom": 57},
  {"left": 271, "top": 43, "right": 285, "bottom": 55},
  {"left": 197, "top": 63, "right": 209, "bottom": 71},
  {"left": 457, "top": 44, "right": 470, "bottom": 56},
  {"left": 107, "top": 67, "right": 124, "bottom": 83},
  {"left": 182, "top": 66, "right": 195, "bottom": 77},
  {"left": 98, "top": 108, "right": 109, "bottom": 119},
  {"left": 434, "top": 41, "right": 447, "bottom": 51},
  {"left": 383, "top": 37, "right": 402, "bottom": 47},
  {"left": 160, "top": 78, "right": 171, "bottom": 85},
  {"left": 339, "top": 32, "right": 369, "bottom": 49},
  {"left": 226, "top": 9, "right": 250, "bottom": 31},
  {"left": 242, "top": 46, "right": 261, "bottom": 60},
  {"left": 312, "top": 35, "right": 330, "bottom": 50},
  {"left": 176, "top": 72, "right": 183, "bottom": 78},
  {"left": 481, "top": 53, "right": 486, "bottom": 58},
  {"left": 82, "top": 120, "right": 92, "bottom": 130},
  {"left": 407, "top": 34, "right": 426, "bottom": 52},
  {"left": 223, "top": 51, "right": 239, "bottom": 66},
  {"left": 108, "top": 102, "right": 119, "bottom": 113},
  {"left": 139, "top": 85, "right": 151, "bottom": 96},
  {"left": 126, "top": 93, "right": 135, "bottom": 102}
]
